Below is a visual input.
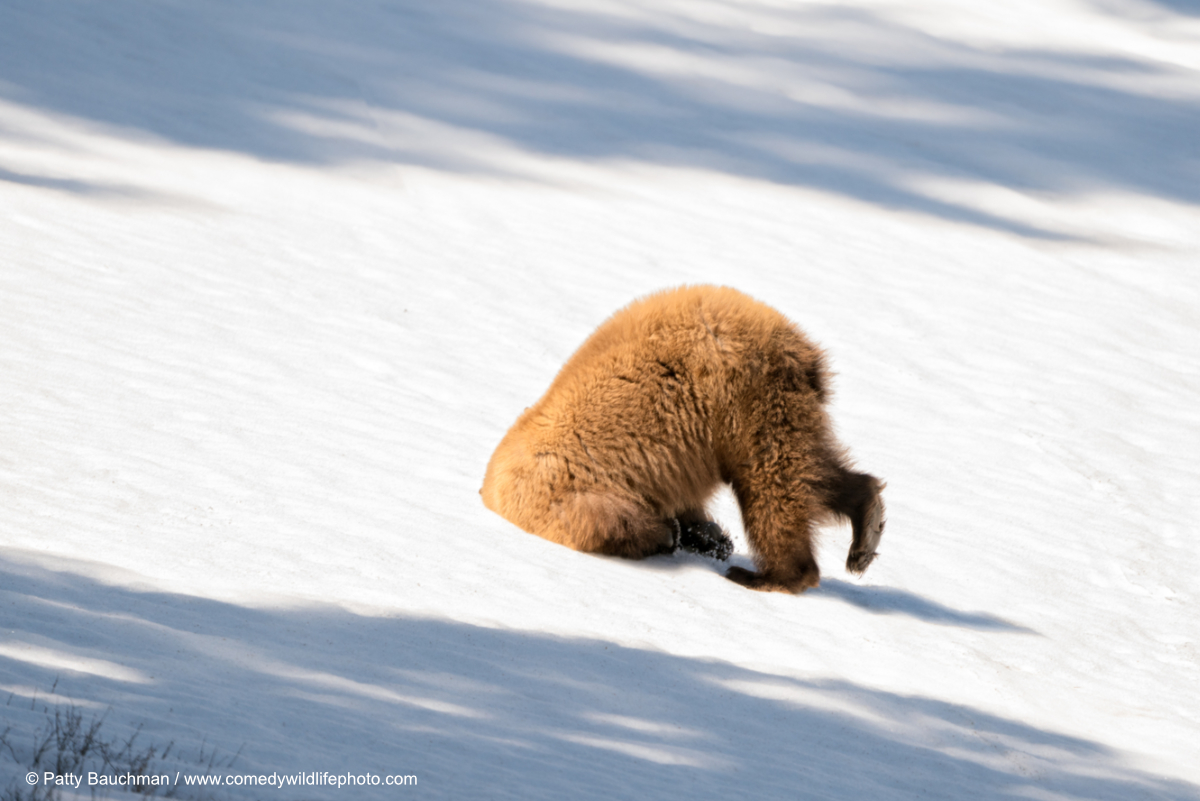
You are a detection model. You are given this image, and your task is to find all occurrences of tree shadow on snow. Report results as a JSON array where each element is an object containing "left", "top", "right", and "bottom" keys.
[
  {"left": 1093, "top": 0, "right": 1200, "bottom": 16},
  {"left": 0, "top": 166, "right": 205, "bottom": 205},
  {"left": 1, "top": 555, "right": 1193, "bottom": 801},
  {"left": 0, "top": 0, "right": 1197, "bottom": 237}
]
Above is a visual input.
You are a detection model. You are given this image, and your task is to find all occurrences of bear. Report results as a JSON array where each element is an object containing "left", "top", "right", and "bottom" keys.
[{"left": 480, "top": 285, "right": 885, "bottom": 593}]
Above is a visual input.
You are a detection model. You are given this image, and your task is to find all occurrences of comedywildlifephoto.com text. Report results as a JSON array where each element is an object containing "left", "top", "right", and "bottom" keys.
[{"left": 29, "top": 770, "right": 418, "bottom": 790}]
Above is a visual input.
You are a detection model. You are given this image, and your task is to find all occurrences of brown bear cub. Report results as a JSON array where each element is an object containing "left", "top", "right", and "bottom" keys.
[{"left": 481, "top": 285, "right": 885, "bottom": 593}]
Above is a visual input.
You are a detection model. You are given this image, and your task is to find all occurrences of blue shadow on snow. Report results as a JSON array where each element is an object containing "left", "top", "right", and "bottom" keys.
[
  {"left": 1, "top": 0, "right": 1198, "bottom": 238},
  {"left": 0, "top": 556, "right": 1194, "bottom": 801}
]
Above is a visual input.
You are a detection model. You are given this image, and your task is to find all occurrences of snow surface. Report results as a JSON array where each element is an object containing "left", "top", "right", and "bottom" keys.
[{"left": 2, "top": 0, "right": 1198, "bottom": 798}]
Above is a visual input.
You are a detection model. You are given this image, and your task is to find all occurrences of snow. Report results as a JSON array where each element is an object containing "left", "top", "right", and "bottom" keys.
[{"left": 1, "top": 0, "right": 1198, "bottom": 798}]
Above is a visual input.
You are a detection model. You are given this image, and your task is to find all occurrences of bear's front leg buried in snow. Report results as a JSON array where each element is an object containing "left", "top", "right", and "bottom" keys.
[{"left": 480, "top": 285, "right": 887, "bottom": 593}]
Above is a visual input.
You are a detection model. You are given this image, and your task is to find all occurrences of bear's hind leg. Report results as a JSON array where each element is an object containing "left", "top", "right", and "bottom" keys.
[{"left": 826, "top": 469, "right": 886, "bottom": 574}]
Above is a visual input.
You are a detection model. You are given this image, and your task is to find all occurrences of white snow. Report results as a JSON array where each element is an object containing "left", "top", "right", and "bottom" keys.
[{"left": 1, "top": 0, "right": 1198, "bottom": 798}]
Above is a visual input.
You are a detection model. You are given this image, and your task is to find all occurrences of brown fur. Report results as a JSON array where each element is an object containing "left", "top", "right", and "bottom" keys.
[{"left": 480, "top": 285, "right": 885, "bottom": 593}]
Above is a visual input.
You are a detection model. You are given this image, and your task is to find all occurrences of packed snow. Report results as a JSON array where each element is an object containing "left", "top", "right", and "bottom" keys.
[{"left": 2, "top": 0, "right": 1198, "bottom": 798}]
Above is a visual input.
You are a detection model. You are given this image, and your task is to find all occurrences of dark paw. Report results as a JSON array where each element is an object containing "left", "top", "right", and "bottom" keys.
[
  {"left": 674, "top": 519, "right": 733, "bottom": 561},
  {"left": 846, "top": 494, "right": 885, "bottom": 575},
  {"left": 725, "top": 566, "right": 761, "bottom": 586},
  {"left": 846, "top": 549, "right": 879, "bottom": 574},
  {"left": 724, "top": 565, "right": 818, "bottom": 593}
]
